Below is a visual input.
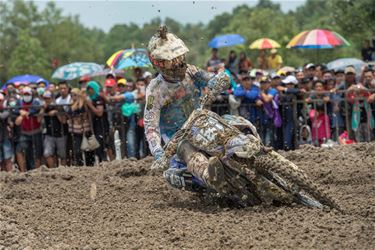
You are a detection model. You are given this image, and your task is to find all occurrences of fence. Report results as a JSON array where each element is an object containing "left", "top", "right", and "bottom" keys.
[{"left": 2, "top": 89, "right": 375, "bottom": 170}]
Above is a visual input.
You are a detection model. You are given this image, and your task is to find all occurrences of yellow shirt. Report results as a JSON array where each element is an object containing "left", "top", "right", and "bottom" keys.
[{"left": 267, "top": 55, "right": 283, "bottom": 70}]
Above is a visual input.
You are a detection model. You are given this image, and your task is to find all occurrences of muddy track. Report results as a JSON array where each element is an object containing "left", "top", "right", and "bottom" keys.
[{"left": 0, "top": 143, "right": 374, "bottom": 249}]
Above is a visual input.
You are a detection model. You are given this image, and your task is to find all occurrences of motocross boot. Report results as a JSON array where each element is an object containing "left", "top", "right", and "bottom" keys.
[{"left": 177, "top": 139, "right": 225, "bottom": 192}]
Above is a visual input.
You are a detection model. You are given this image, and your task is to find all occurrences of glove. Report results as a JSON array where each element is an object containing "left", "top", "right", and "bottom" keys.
[{"left": 124, "top": 92, "right": 134, "bottom": 103}]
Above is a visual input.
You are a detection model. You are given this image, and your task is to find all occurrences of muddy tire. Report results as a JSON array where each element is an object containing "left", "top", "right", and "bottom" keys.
[{"left": 254, "top": 151, "right": 341, "bottom": 211}]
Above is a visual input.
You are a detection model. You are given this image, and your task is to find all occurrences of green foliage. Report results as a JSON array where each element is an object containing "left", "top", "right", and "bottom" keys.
[
  {"left": 8, "top": 30, "right": 49, "bottom": 77},
  {"left": 0, "top": 0, "right": 373, "bottom": 82}
]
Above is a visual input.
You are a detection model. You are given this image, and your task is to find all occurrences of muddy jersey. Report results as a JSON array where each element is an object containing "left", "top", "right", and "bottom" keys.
[{"left": 144, "top": 64, "right": 216, "bottom": 156}]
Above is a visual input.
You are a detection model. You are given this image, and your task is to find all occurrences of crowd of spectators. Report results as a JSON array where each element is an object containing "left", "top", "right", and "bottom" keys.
[{"left": 0, "top": 48, "right": 375, "bottom": 172}]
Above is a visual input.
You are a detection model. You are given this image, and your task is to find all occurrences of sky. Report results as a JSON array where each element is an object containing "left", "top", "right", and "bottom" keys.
[{"left": 33, "top": 0, "right": 306, "bottom": 32}]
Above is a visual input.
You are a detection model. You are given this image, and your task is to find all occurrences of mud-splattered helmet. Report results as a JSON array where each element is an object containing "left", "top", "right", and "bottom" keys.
[{"left": 148, "top": 26, "right": 189, "bottom": 82}]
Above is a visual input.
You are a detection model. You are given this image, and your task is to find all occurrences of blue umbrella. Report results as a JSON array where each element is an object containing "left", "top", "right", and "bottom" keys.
[
  {"left": 327, "top": 58, "right": 365, "bottom": 74},
  {"left": 52, "top": 62, "right": 104, "bottom": 80},
  {"left": 208, "top": 34, "right": 245, "bottom": 48},
  {"left": 6, "top": 74, "right": 49, "bottom": 86},
  {"left": 113, "top": 49, "right": 152, "bottom": 70}
]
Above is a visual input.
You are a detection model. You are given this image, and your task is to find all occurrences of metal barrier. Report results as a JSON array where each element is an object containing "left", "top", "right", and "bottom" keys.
[{"left": 1, "top": 89, "right": 375, "bottom": 171}]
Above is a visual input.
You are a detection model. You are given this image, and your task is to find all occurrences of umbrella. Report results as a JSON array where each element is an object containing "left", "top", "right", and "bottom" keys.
[
  {"left": 106, "top": 48, "right": 151, "bottom": 70},
  {"left": 327, "top": 58, "right": 365, "bottom": 74},
  {"left": 249, "top": 38, "right": 280, "bottom": 49},
  {"left": 92, "top": 68, "right": 125, "bottom": 77},
  {"left": 6, "top": 74, "right": 49, "bottom": 86},
  {"left": 287, "top": 29, "right": 350, "bottom": 49},
  {"left": 52, "top": 62, "right": 104, "bottom": 80},
  {"left": 208, "top": 34, "right": 245, "bottom": 48}
]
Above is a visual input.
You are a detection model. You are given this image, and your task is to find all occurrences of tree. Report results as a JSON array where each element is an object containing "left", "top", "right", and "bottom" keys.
[{"left": 8, "top": 30, "right": 49, "bottom": 77}]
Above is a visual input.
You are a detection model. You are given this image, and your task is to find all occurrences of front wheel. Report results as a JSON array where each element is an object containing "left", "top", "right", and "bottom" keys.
[{"left": 253, "top": 151, "right": 341, "bottom": 211}]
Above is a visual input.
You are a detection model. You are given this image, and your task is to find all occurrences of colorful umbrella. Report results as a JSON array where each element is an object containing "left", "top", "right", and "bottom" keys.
[
  {"left": 249, "top": 38, "right": 280, "bottom": 49},
  {"left": 106, "top": 48, "right": 151, "bottom": 70},
  {"left": 52, "top": 62, "right": 104, "bottom": 80},
  {"left": 92, "top": 68, "right": 125, "bottom": 77},
  {"left": 286, "top": 29, "right": 350, "bottom": 49},
  {"left": 327, "top": 58, "right": 365, "bottom": 74},
  {"left": 6, "top": 74, "right": 49, "bottom": 86},
  {"left": 208, "top": 34, "right": 245, "bottom": 48}
]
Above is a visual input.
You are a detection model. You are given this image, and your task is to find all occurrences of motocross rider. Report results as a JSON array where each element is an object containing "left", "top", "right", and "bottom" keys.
[{"left": 144, "top": 26, "right": 230, "bottom": 191}]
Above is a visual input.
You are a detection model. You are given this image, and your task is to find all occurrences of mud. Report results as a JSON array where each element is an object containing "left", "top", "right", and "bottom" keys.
[{"left": 0, "top": 143, "right": 374, "bottom": 249}]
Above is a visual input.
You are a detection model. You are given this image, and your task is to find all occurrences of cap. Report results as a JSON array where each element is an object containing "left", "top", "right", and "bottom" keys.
[
  {"left": 281, "top": 75, "right": 298, "bottom": 85},
  {"left": 143, "top": 71, "right": 152, "bottom": 78},
  {"left": 344, "top": 66, "right": 356, "bottom": 74},
  {"left": 270, "top": 49, "right": 277, "bottom": 54},
  {"left": 36, "top": 78, "right": 46, "bottom": 84},
  {"left": 79, "top": 76, "right": 91, "bottom": 83},
  {"left": 105, "top": 78, "right": 116, "bottom": 87},
  {"left": 22, "top": 86, "right": 32, "bottom": 95},
  {"left": 117, "top": 78, "right": 127, "bottom": 86},
  {"left": 43, "top": 91, "right": 52, "bottom": 98},
  {"left": 335, "top": 69, "right": 345, "bottom": 74},
  {"left": 271, "top": 73, "right": 281, "bottom": 79},
  {"left": 260, "top": 76, "right": 269, "bottom": 83},
  {"left": 305, "top": 63, "right": 315, "bottom": 70}
]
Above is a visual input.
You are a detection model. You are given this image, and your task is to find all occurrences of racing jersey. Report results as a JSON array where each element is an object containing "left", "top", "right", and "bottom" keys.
[{"left": 144, "top": 64, "right": 216, "bottom": 156}]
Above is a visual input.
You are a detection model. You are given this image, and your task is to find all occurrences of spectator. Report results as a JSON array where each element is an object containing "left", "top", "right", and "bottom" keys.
[
  {"left": 226, "top": 50, "right": 238, "bottom": 75},
  {"left": 257, "top": 50, "right": 268, "bottom": 70},
  {"left": 309, "top": 103, "right": 331, "bottom": 146},
  {"left": 367, "top": 78, "right": 375, "bottom": 137},
  {"left": 267, "top": 49, "right": 283, "bottom": 70},
  {"left": 334, "top": 69, "right": 345, "bottom": 90},
  {"left": 86, "top": 81, "right": 109, "bottom": 162},
  {"left": 296, "top": 69, "right": 305, "bottom": 83},
  {"left": 0, "top": 93, "right": 13, "bottom": 172},
  {"left": 344, "top": 66, "right": 357, "bottom": 89},
  {"left": 15, "top": 87, "right": 43, "bottom": 170},
  {"left": 110, "top": 80, "right": 138, "bottom": 160},
  {"left": 79, "top": 76, "right": 91, "bottom": 91},
  {"left": 304, "top": 63, "right": 316, "bottom": 79},
  {"left": 326, "top": 78, "right": 345, "bottom": 140},
  {"left": 361, "top": 40, "right": 374, "bottom": 62},
  {"left": 346, "top": 81, "right": 374, "bottom": 142},
  {"left": 238, "top": 52, "right": 253, "bottom": 74},
  {"left": 134, "top": 78, "right": 147, "bottom": 158},
  {"left": 67, "top": 88, "right": 95, "bottom": 166},
  {"left": 258, "top": 77, "right": 280, "bottom": 146},
  {"left": 133, "top": 67, "right": 143, "bottom": 81},
  {"left": 142, "top": 71, "right": 153, "bottom": 86},
  {"left": 7, "top": 95, "right": 24, "bottom": 171},
  {"left": 322, "top": 70, "right": 333, "bottom": 82},
  {"left": 206, "top": 48, "right": 221, "bottom": 69},
  {"left": 363, "top": 68, "right": 374, "bottom": 88},
  {"left": 42, "top": 91, "right": 68, "bottom": 167},
  {"left": 278, "top": 75, "right": 304, "bottom": 150},
  {"left": 234, "top": 73, "right": 261, "bottom": 124}
]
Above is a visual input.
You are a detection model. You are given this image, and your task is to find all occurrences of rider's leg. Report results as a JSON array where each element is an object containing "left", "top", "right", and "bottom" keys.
[{"left": 177, "top": 139, "right": 225, "bottom": 191}]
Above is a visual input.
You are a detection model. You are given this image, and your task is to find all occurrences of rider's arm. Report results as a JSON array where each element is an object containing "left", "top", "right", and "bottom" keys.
[{"left": 144, "top": 80, "right": 163, "bottom": 159}]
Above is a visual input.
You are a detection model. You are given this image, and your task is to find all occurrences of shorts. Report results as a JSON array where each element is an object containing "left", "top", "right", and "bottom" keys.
[
  {"left": 43, "top": 135, "right": 67, "bottom": 159},
  {"left": 19, "top": 133, "right": 43, "bottom": 159},
  {"left": 0, "top": 138, "right": 14, "bottom": 162}
]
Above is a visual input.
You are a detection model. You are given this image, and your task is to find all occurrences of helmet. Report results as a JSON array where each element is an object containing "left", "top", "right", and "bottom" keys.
[{"left": 148, "top": 26, "right": 189, "bottom": 82}]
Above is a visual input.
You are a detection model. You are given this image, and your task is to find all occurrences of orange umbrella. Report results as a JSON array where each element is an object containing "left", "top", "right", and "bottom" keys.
[{"left": 249, "top": 38, "right": 281, "bottom": 49}]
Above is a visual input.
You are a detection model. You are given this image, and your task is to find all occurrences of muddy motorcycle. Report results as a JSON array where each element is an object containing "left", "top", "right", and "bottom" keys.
[{"left": 151, "top": 75, "right": 340, "bottom": 210}]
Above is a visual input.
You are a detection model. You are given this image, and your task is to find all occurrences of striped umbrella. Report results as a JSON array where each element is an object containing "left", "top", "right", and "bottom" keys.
[
  {"left": 286, "top": 29, "right": 350, "bottom": 49},
  {"left": 249, "top": 38, "right": 281, "bottom": 49},
  {"left": 106, "top": 48, "right": 151, "bottom": 69}
]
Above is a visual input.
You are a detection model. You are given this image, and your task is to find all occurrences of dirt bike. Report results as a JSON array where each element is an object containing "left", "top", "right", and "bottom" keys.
[{"left": 151, "top": 74, "right": 340, "bottom": 210}]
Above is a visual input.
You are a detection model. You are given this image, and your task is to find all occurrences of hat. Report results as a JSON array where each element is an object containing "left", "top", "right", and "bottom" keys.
[
  {"left": 71, "top": 88, "right": 80, "bottom": 95},
  {"left": 270, "top": 73, "right": 280, "bottom": 79},
  {"left": 305, "top": 63, "right": 315, "bottom": 70},
  {"left": 43, "top": 91, "right": 52, "bottom": 98},
  {"left": 344, "top": 66, "right": 356, "bottom": 75},
  {"left": 260, "top": 76, "right": 269, "bottom": 83},
  {"left": 335, "top": 69, "right": 345, "bottom": 74},
  {"left": 143, "top": 71, "right": 152, "bottom": 79},
  {"left": 105, "top": 79, "right": 116, "bottom": 87},
  {"left": 117, "top": 78, "right": 127, "bottom": 86},
  {"left": 282, "top": 75, "right": 298, "bottom": 85},
  {"left": 79, "top": 76, "right": 91, "bottom": 83},
  {"left": 36, "top": 78, "right": 46, "bottom": 84},
  {"left": 22, "top": 86, "right": 32, "bottom": 95},
  {"left": 270, "top": 49, "right": 277, "bottom": 54}
]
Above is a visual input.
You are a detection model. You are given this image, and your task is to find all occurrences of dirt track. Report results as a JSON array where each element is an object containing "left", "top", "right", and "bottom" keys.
[{"left": 0, "top": 143, "right": 374, "bottom": 249}]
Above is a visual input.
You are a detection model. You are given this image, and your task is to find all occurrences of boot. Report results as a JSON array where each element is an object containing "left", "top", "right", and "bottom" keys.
[
  {"left": 176, "top": 139, "right": 197, "bottom": 163},
  {"left": 206, "top": 156, "right": 225, "bottom": 192}
]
